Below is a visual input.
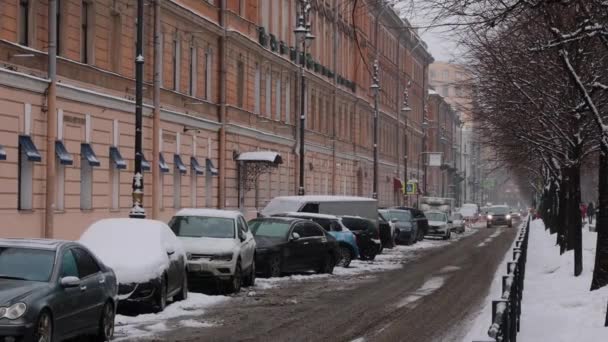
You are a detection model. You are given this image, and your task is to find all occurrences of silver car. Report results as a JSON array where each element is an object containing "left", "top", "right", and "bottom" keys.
[{"left": 0, "top": 238, "right": 118, "bottom": 342}]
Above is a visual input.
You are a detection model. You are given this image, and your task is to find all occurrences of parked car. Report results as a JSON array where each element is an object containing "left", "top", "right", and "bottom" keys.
[
  {"left": 377, "top": 212, "right": 397, "bottom": 249},
  {"left": 460, "top": 203, "right": 480, "bottom": 222},
  {"left": 80, "top": 218, "right": 188, "bottom": 312},
  {"left": 390, "top": 207, "right": 429, "bottom": 241},
  {"left": 272, "top": 212, "right": 359, "bottom": 268},
  {"left": 379, "top": 209, "right": 420, "bottom": 245},
  {"left": 261, "top": 196, "right": 378, "bottom": 223},
  {"left": 450, "top": 213, "right": 466, "bottom": 233},
  {"left": 340, "top": 216, "right": 382, "bottom": 260},
  {"left": 424, "top": 211, "right": 452, "bottom": 240},
  {"left": 486, "top": 205, "right": 513, "bottom": 228},
  {"left": 168, "top": 209, "right": 256, "bottom": 294},
  {"left": 249, "top": 217, "right": 340, "bottom": 277},
  {"left": 0, "top": 238, "right": 117, "bottom": 342}
]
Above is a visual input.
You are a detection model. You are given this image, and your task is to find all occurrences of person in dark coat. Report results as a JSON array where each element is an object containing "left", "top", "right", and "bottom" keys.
[{"left": 588, "top": 202, "right": 595, "bottom": 225}]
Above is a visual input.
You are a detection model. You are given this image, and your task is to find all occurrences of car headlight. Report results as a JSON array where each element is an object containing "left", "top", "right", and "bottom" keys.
[
  {"left": 506, "top": 215, "right": 512, "bottom": 220},
  {"left": 1, "top": 303, "right": 27, "bottom": 320},
  {"left": 210, "top": 252, "right": 233, "bottom": 262},
  {"left": 487, "top": 215, "right": 493, "bottom": 220}
]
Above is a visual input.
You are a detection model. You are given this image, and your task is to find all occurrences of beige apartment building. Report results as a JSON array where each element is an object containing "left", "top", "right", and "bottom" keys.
[{"left": 0, "top": 0, "right": 432, "bottom": 239}]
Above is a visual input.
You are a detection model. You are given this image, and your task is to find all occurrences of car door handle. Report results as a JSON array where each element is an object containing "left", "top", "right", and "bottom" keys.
[
  {"left": 99, "top": 278, "right": 105, "bottom": 284},
  {"left": 302, "top": 242, "right": 310, "bottom": 245},
  {"left": 80, "top": 285, "right": 87, "bottom": 291}
]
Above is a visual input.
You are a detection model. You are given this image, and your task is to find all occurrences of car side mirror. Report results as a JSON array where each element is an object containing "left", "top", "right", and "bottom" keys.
[
  {"left": 239, "top": 231, "right": 246, "bottom": 242},
  {"left": 448, "top": 220, "right": 453, "bottom": 224},
  {"left": 291, "top": 232, "right": 301, "bottom": 241},
  {"left": 166, "top": 247, "right": 176, "bottom": 256},
  {"left": 60, "top": 276, "right": 81, "bottom": 288}
]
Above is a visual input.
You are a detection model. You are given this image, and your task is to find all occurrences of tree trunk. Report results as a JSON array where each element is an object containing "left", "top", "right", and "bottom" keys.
[
  {"left": 558, "top": 176, "right": 568, "bottom": 253},
  {"left": 563, "top": 164, "right": 583, "bottom": 276},
  {"left": 591, "top": 146, "right": 608, "bottom": 290}
]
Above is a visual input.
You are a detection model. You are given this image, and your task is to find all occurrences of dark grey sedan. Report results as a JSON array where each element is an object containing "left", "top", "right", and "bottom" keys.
[{"left": 0, "top": 238, "right": 118, "bottom": 342}]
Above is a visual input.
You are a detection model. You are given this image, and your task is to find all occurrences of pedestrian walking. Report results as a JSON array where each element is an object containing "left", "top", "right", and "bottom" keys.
[
  {"left": 588, "top": 201, "right": 595, "bottom": 225},
  {"left": 580, "top": 203, "right": 587, "bottom": 223}
]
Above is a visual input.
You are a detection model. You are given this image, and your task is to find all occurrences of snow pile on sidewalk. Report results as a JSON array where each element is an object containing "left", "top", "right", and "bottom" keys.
[
  {"left": 518, "top": 220, "right": 608, "bottom": 342},
  {"left": 463, "top": 219, "right": 608, "bottom": 341}
]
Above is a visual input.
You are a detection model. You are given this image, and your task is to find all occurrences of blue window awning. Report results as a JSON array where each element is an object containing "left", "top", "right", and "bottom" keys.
[
  {"left": 140, "top": 153, "right": 151, "bottom": 172},
  {"left": 19, "top": 135, "right": 41, "bottom": 162},
  {"left": 174, "top": 154, "right": 187, "bottom": 174},
  {"left": 206, "top": 158, "right": 218, "bottom": 176},
  {"left": 55, "top": 140, "right": 73, "bottom": 166},
  {"left": 0, "top": 145, "right": 6, "bottom": 161},
  {"left": 159, "top": 153, "right": 170, "bottom": 173},
  {"left": 191, "top": 157, "right": 204, "bottom": 175},
  {"left": 81, "top": 143, "right": 100, "bottom": 167},
  {"left": 109, "top": 147, "right": 127, "bottom": 170}
]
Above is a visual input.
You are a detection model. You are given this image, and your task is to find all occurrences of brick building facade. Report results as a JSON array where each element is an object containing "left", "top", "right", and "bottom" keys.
[{"left": 0, "top": 0, "right": 432, "bottom": 239}]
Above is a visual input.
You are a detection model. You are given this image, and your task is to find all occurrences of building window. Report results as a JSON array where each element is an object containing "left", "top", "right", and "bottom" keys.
[
  {"left": 265, "top": 70, "right": 272, "bottom": 117},
  {"left": 110, "top": 11, "right": 122, "bottom": 72},
  {"left": 442, "top": 70, "right": 449, "bottom": 80},
  {"left": 174, "top": 167, "right": 181, "bottom": 209},
  {"left": 56, "top": 0, "right": 62, "bottom": 55},
  {"left": 239, "top": 0, "right": 245, "bottom": 17},
  {"left": 18, "top": 136, "right": 41, "bottom": 210},
  {"left": 189, "top": 46, "right": 197, "bottom": 96},
  {"left": 81, "top": 1, "right": 90, "bottom": 63},
  {"left": 254, "top": 63, "right": 261, "bottom": 114},
  {"left": 204, "top": 48, "right": 212, "bottom": 100},
  {"left": 275, "top": 76, "right": 281, "bottom": 121},
  {"left": 18, "top": 0, "right": 31, "bottom": 46},
  {"left": 172, "top": 37, "right": 181, "bottom": 91},
  {"left": 285, "top": 79, "right": 291, "bottom": 124},
  {"left": 442, "top": 85, "right": 449, "bottom": 97},
  {"left": 110, "top": 155, "right": 120, "bottom": 210},
  {"left": 236, "top": 60, "right": 245, "bottom": 108}
]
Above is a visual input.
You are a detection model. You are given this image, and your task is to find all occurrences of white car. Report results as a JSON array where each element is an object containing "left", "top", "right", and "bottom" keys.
[
  {"left": 168, "top": 209, "right": 256, "bottom": 293},
  {"left": 424, "top": 211, "right": 452, "bottom": 240}
]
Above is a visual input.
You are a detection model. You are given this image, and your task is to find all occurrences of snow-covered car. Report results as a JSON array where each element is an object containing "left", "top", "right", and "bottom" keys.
[
  {"left": 168, "top": 209, "right": 256, "bottom": 294},
  {"left": 450, "top": 213, "right": 466, "bottom": 233},
  {"left": 80, "top": 218, "right": 188, "bottom": 312},
  {"left": 424, "top": 211, "right": 452, "bottom": 240}
]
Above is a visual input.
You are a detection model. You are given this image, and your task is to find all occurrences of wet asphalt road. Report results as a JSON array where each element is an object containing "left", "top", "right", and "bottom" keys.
[{"left": 123, "top": 224, "right": 517, "bottom": 342}]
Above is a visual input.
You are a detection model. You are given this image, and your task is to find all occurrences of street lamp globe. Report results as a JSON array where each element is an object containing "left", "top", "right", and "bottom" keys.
[
  {"left": 305, "top": 24, "right": 315, "bottom": 42},
  {"left": 294, "top": 17, "right": 307, "bottom": 42}
]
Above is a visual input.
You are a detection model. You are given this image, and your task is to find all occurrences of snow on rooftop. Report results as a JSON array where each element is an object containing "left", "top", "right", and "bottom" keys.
[
  {"left": 175, "top": 208, "right": 242, "bottom": 219},
  {"left": 0, "top": 238, "right": 67, "bottom": 250},
  {"left": 80, "top": 218, "right": 185, "bottom": 284},
  {"left": 236, "top": 151, "right": 282, "bottom": 163},
  {"left": 270, "top": 195, "right": 376, "bottom": 202},
  {"left": 277, "top": 212, "right": 340, "bottom": 220}
]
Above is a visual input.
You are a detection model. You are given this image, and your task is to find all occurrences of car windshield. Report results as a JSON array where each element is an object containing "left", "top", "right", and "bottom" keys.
[
  {"left": 169, "top": 216, "right": 235, "bottom": 239},
  {"left": 451, "top": 213, "right": 463, "bottom": 220},
  {"left": 341, "top": 217, "right": 375, "bottom": 231},
  {"left": 249, "top": 220, "right": 292, "bottom": 239},
  {"left": 0, "top": 247, "right": 55, "bottom": 282},
  {"left": 382, "top": 210, "right": 412, "bottom": 221},
  {"left": 489, "top": 207, "right": 510, "bottom": 215},
  {"left": 426, "top": 212, "right": 447, "bottom": 222}
]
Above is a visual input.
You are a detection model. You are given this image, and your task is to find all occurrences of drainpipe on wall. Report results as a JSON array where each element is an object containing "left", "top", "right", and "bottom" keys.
[
  {"left": 331, "top": 0, "right": 337, "bottom": 195},
  {"left": 44, "top": 0, "right": 58, "bottom": 238},
  {"left": 396, "top": 31, "right": 402, "bottom": 206},
  {"left": 217, "top": 0, "right": 228, "bottom": 208},
  {"left": 151, "top": 0, "right": 161, "bottom": 218}
]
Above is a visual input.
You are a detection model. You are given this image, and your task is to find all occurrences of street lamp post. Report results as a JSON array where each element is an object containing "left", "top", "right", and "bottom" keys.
[
  {"left": 371, "top": 61, "right": 380, "bottom": 199},
  {"left": 129, "top": 0, "right": 145, "bottom": 218},
  {"left": 295, "top": 0, "right": 313, "bottom": 196},
  {"left": 401, "top": 84, "right": 412, "bottom": 203}
]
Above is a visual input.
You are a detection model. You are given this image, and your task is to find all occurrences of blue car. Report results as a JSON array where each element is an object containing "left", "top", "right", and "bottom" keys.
[{"left": 272, "top": 213, "right": 360, "bottom": 267}]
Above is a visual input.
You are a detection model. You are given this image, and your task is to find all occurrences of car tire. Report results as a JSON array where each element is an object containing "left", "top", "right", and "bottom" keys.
[
  {"left": 407, "top": 233, "right": 416, "bottom": 245},
  {"left": 174, "top": 273, "right": 188, "bottom": 301},
  {"left": 33, "top": 310, "right": 53, "bottom": 342},
  {"left": 225, "top": 263, "right": 242, "bottom": 294},
  {"left": 243, "top": 260, "right": 256, "bottom": 287},
  {"left": 361, "top": 246, "right": 378, "bottom": 261},
  {"left": 337, "top": 246, "right": 352, "bottom": 268},
  {"left": 267, "top": 255, "right": 282, "bottom": 278},
  {"left": 94, "top": 301, "right": 115, "bottom": 342},
  {"left": 487, "top": 224, "right": 492, "bottom": 229},
  {"left": 155, "top": 276, "right": 168, "bottom": 312},
  {"left": 319, "top": 253, "right": 335, "bottom": 274}
]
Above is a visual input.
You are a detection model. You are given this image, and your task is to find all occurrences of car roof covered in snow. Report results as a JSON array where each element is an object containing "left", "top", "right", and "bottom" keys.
[
  {"left": 269, "top": 195, "right": 376, "bottom": 203},
  {"left": 174, "top": 208, "right": 242, "bottom": 219},
  {"left": 274, "top": 212, "right": 340, "bottom": 220},
  {"left": 0, "top": 238, "right": 69, "bottom": 250}
]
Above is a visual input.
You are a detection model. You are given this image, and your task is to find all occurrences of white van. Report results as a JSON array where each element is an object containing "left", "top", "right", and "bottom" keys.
[{"left": 261, "top": 196, "right": 378, "bottom": 223}]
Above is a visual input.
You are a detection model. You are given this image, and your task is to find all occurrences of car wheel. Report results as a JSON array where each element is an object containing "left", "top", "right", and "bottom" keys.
[
  {"left": 33, "top": 310, "right": 53, "bottom": 342},
  {"left": 407, "top": 233, "right": 416, "bottom": 245},
  {"left": 361, "top": 246, "right": 377, "bottom": 261},
  {"left": 487, "top": 224, "right": 492, "bottom": 228},
  {"left": 319, "top": 253, "right": 335, "bottom": 274},
  {"left": 226, "top": 263, "right": 242, "bottom": 294},
  {"left": 94, "top": 301, "right": 115, "bottom": 342},
  {"left": 175, "top": 273, "right": 188, "bottom": 301},
  {"left": 336, "top": 246, "right": 352, "bottom": 268},
  {"left": 267, "top": 255, "right": 282, "bottom": 278},
  {"left": 155, "top": 276, "right": 168, "bottom": 312},
  {"left": 243, "top": 260, "right": 256, "bottom": 287}
]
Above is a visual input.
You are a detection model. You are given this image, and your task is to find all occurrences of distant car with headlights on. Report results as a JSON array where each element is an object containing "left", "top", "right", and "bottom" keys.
[
  {"left": 424, "top": 211, "right": 452, "bottom": 240},
  {"left": 0, "top": 238, "right": 117, "bottom": 342},
  {"left": 169, "top": 209, "right": 257, "bottom": 294},
  {"left": 486, "top": 205, "right": 513, "bottom": 228}
]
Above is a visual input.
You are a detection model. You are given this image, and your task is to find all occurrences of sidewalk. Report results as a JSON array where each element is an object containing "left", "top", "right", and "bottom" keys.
[{"left": 518, "top": 219, "right": 608, "bottom": 341}]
